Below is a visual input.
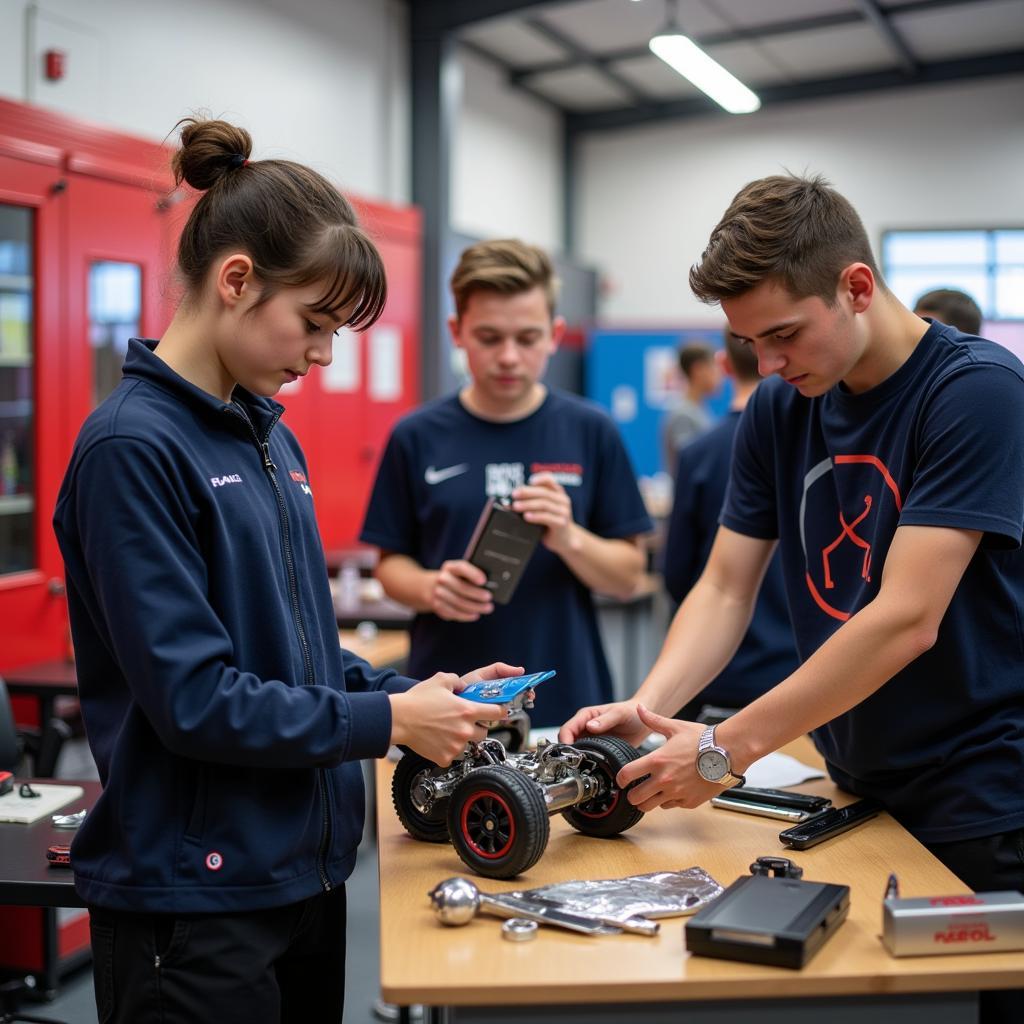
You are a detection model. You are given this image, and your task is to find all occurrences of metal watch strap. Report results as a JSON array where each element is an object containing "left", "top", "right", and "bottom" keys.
[{"left": 699, "top": 725, "right": 745, "bottom": 788}]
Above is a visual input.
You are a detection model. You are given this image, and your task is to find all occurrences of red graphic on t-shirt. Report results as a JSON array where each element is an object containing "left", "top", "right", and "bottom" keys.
[{"left": 802, "top": 455, "right": 903, "bottom": 622}]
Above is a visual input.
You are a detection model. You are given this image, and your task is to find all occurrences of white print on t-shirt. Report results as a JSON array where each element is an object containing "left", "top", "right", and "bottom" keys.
[
  {"left": 485, "top": 462, "right": 525, "bottom": 498},
  {"left": 425, "top": 464, "right": 469, "bottom": 485}
]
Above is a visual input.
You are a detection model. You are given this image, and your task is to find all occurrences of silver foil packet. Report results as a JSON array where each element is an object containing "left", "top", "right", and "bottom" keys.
[{"left": 513, "top": 866, "right": 724, "bottom": 925}]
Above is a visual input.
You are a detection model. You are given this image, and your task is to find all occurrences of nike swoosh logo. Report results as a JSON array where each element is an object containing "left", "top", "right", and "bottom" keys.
[{"left": 425, "top": 464, "right": 470, "bottom": 485}]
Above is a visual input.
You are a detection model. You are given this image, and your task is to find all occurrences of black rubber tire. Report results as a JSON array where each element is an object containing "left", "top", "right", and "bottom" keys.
[
  {"left": 562, "top": 735, "right": 645, "bottom": 838},
  {"left": 447, "top": 765, "right": 550, "bottom": 879},
  {"left": 391, "top": 750, "right": 450, "bottom": 843}
]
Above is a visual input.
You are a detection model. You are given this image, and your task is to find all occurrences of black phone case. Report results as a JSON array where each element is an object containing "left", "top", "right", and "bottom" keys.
[
  {"left": 778, "top": 799, "right": 882, "bottom": 849},
  {"left": 464, "top": 499, "right": 543, "bottom": 605},
  {"left": 729, "top": 787, "right": 832, "bottom": 812}
]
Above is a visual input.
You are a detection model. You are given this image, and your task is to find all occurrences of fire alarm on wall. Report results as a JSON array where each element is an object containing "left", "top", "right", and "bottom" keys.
[{"left": 44, "top": 49, "right": 66, "bottom": 81}]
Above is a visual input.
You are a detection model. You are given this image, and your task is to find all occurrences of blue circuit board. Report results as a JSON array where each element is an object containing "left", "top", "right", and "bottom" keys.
[{"left": 459, "top": 670, "right": 556, "bottom": 704}]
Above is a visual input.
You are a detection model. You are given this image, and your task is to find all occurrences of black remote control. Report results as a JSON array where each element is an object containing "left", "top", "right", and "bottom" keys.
[
  {"left": 778, "top": 798, "right": 882, "bottom": 849},
  {"left": 728, "top": 786, "right": 832, "bottom": 813}
]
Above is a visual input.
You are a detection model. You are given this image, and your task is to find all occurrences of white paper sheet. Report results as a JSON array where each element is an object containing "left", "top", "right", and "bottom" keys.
[{"left": 0, "top": 783, "right": 84, "bottom": 824}]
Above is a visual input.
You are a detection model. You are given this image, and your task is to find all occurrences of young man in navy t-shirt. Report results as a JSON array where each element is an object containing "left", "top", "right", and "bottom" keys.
[
  {"left": 562, "top": 177, "right": 1024, "bottom": 1006},
  {"left": 361, "top": 240, "right": 652, "bottom": 727}
]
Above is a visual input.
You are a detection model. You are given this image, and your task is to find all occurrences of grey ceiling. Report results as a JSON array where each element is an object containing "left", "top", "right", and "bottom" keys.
[{"left": 416, "top": 0, "right": 1024, "bottom": 131}]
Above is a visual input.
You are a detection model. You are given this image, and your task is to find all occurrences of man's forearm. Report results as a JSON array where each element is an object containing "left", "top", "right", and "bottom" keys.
[
  {"left": 551, "top": 527, "right": 645, "bottom": 600},
  {"left": 718, "top": 594, "right": 937, "bottom": 770},
  {"left": 374, "top": 554, "right": 435, "bottom": 612}
]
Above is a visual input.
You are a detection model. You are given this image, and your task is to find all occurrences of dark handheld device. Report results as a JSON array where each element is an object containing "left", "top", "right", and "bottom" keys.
[
  {"left": 778, "top": 798, "right": 882, "bottom": 850},
  {"left": 0, "top": 771, "right": 13, "bottom": 797},
  {"left": 685, "top": 869, "right": 850, "bottom": 968},
  {"left": 464, "top": 498, "right": 543, "bottom": 604},
  {"left": 712, "top": 787, "right": 831, "bottom": 821}
]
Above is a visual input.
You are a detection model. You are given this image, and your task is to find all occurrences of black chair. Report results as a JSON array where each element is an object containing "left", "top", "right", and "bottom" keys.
[
  {"left": 0, "top": 677, "right": 71, "bottom": 1024},
  {"left": 0, "top": 678, "right": 72, "bottom": 778}
]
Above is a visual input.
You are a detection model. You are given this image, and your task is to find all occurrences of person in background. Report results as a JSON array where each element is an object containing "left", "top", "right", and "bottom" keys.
[
  {"left": 663, "top": 327, "right": 798, "bottom": 721},
  {"left": 913, "top": 287, "right": 983, "bottom": 335},
  {"left": 561, "top": 173, "right": 1022, "bottom": 1024},
  {"left": 54, "top": 117, "right": 514, "bottom": 1024},
  {"left": 662, "top": 340, "right": 721, "bottom": 473},
  {"left": 360, "top": 239, "right": 652, "bottom": 728}
]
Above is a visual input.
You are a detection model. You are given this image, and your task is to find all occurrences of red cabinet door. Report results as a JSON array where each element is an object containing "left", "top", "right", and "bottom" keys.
[{"left": 0, "top": 152, "right": 67, "bottom": 668}]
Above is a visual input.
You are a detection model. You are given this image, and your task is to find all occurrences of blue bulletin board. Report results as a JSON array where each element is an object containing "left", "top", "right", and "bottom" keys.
[{"left": 585, "top": 328, "right": 731, "bottom": 479}]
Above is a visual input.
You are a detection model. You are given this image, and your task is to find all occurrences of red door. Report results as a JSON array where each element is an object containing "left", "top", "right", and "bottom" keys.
[{"left": 0, "top": 148, "right": 67, "bottom": 668}]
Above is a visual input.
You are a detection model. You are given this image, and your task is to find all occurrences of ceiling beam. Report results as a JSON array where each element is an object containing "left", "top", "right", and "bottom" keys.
[
  {"left": 409, "top": 0, "right": 589, "bottom": 35},
  {"left": 856, "top": 0, "right": 919, "bottom": 76},
  {"left": 565, "top": 50, "right": 1024, "bottom": 134},
  {"left": 509, "top": 0, "right": 973, "bottom": 83},
  {"left": 524, "top": 16, "right": 647, "bottom": 104}
]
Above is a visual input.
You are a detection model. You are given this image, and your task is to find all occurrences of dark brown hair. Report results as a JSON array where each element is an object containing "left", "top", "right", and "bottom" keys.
[
  {"left": 689, "top": 174, "right": 882, "bottom": 306},
  {"left": 723, "top": 329, "right": 760, "bottom": 382},
  {"left": 172, "top": 117, "right": 385, "bottom": 329},
  {"left": 450, "top": 239, "right": 559, "bottom": 319},
  {"left": 913, "top": 288, "right": 982, "bottom": 335},
  {"left": 677, "top": 341, "right": 714, "bottom": 379}
]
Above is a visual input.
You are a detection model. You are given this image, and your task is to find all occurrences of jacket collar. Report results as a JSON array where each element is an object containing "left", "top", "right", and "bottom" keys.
[{"left": 123, "top": 338, "right": 284, "bottom": 439}]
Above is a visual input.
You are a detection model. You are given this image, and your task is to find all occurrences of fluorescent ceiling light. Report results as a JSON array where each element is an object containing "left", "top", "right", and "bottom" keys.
[{"left": 650, "top": 33, "right": 760, "bottom": 114}]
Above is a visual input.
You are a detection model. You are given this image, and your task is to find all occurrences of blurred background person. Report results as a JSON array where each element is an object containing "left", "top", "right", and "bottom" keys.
[
  {"left": 662, "top": 341, "right": 721, "bottom": 474},
  {"left": 663, "top": 328, "right": 798, "bottom": 722},
  {"left": 913, "top": 287, "right": 983, "bottom": 335}
]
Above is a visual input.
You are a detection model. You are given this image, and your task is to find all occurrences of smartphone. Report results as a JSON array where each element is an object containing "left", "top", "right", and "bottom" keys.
[
  {"left": 778, "top": 798, "right": 883, "bottom": 849},
  {"left": 711, "top": 794, "right": 820, "bottom": 822},
  {"left": 724, "top": 787, "right": 832, "bottom": 814}
]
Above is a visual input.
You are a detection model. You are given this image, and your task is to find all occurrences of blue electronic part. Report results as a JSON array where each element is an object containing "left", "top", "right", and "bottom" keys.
[{"left": 459, "top": 670, "right": 556, "bottom": 705}]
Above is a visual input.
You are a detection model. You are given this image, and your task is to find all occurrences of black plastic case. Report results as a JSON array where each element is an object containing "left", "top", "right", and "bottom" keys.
[
  {"left": 464, "top": 499, "right": 543, "bottom": 604},
  {"left": 685, "top": 874, "right": 850, "bottom": 968}
]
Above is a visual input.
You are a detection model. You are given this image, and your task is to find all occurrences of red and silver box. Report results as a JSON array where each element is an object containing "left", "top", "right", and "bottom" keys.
[{"left": 882, "top": 891, "right": 1024, "bottom": 956}]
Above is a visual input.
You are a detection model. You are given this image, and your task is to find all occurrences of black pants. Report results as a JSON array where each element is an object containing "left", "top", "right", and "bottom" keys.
[
  {"left": 925, "top": 828, "right": 1024, "bottom": 1024},
  {"left": 88, "top": 886, "right": 346, "bottom": 1024}
]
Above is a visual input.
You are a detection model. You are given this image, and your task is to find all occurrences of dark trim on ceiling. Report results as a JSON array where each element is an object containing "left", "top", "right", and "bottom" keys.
[
  {"left": 855, "top": 0, "right": 918, "bottom": 76},
  {"left": 507, "top": 0, "right": 977, "bottom": 84},
  {"left": 564, "top": 50, "right": 1024, "bottom": 133},
  {"left": 409, "top": 0, "right": 589, "bottom": 35}
]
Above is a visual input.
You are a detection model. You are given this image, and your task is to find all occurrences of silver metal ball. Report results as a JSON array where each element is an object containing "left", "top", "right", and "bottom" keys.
[{"left": 428, "top": 876, "right": 481, "bottom": 925}]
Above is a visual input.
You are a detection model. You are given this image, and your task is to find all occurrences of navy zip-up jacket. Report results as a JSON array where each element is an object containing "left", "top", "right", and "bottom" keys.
[{"left": 53, "top": 338, "right": 417, "bottom": 913}]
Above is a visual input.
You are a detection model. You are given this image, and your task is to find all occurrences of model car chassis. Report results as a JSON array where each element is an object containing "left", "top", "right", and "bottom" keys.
[{"left": 392, "top": 733, "right": 645, "bottom": 879}]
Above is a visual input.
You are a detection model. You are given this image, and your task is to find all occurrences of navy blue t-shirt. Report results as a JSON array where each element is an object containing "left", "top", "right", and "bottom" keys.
[
  {"left": 664, "top": 410, "right": 798, "bottom": 708},
  {"left": 360, "top": 390, "right": 652, "bottom": 727},
  {"left": 722, "top": 322, "right": 1024, "bottom": 843}
]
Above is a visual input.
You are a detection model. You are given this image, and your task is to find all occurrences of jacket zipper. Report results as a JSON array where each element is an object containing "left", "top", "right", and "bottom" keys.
[{"left": 231, "top": 406, "right": 333, "bottom": 893}]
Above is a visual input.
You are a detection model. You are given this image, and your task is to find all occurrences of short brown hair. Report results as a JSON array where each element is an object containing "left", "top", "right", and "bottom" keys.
[
  {"left": 173, "top": 117, "right": 386, "bottom": 330},
  {"left": 689, "top": 174, "right": 882, "bottom": 306},
  {"left": 723, "top": 329, "right": 760, "bottom": 382},
  {"left": 913, "top": 288, "right": 982, "bottom": 335},
  {"left": 678, "top": 341, "right": 714, "bottom": 379},
  {"left": 450, "top": 239, "right": 559, "bottom": 319}
]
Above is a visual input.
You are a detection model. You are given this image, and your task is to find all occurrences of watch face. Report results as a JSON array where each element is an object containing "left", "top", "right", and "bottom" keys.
[{"left": 698, "top": 749, "right": 728, "bottom": 782}]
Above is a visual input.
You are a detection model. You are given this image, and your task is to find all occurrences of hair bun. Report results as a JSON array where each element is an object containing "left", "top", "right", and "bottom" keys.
[{"left": 172, "top": 117, "right": 253, "bottom": 191}]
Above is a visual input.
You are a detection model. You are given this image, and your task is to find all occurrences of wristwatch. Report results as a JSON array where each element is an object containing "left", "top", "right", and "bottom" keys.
[{"left": 696, "top": 725, "right": 745, "bottom": 787}]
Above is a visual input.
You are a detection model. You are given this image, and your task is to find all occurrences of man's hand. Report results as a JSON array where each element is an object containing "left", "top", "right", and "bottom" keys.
[
  {"left": 389, "top": 672, "right": 508, "bottom": 766},
  {"left": 513, "top": 473, "right": 575, "bottom": 554},
  {"left": 456, "top": 662, "right": 523, "bottom": 689},
  {"left": 558, "top": 699, "right": 648, "bottom": 747},
  {"left": 427, "top": 559, "right": 494, "bottom": 622},
  {"left": 616, "top": 705, "right": 724, "bottom": 811}
]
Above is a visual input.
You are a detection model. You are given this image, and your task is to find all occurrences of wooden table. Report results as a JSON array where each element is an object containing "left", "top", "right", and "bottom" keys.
[
  {"left": 3, "top": 658, "right": 78, "bottom": 725},
  {"left": 376, "top": 742, "right": 1023, "bottom": 1023},
  {"left": 339, "top": 629, "right": 410, "bottom": 672}
]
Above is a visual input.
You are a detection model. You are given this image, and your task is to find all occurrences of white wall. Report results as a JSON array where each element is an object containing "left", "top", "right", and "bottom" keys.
[
  {"left": 578, "top": 75, "right": 1024, "bottom": 324},
  {"left": 0, "top": 0, "right": 409, "bottom": 204},
  {"left": 452, "top": 47, "right": 564, "bottom": 252}
]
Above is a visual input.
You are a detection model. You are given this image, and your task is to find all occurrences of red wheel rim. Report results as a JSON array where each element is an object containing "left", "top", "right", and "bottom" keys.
[
  {"left": 460, "top": 789, "right": 515, "bottom": 859},
  {"left": 575, "top": 786, "right": 620, "bottom": 819}
]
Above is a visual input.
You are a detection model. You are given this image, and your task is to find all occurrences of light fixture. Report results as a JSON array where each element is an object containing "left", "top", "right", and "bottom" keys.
[{"left": 649, "top": 1, "right": 760, "bottom": 114}]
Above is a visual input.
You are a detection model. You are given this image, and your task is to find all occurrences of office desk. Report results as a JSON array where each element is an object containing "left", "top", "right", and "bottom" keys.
[
  {"left": 3, "top": 659, "right": 78, "bottom": 726},
  {"left": 340, "top": 629, "right": 410, "bottom": 672},
  {"left": 376, "top": 745, "right": 1023, "bottom": 1023},
  {"left": 0, "top": 780, "right": 96, "bottom": 991}
]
